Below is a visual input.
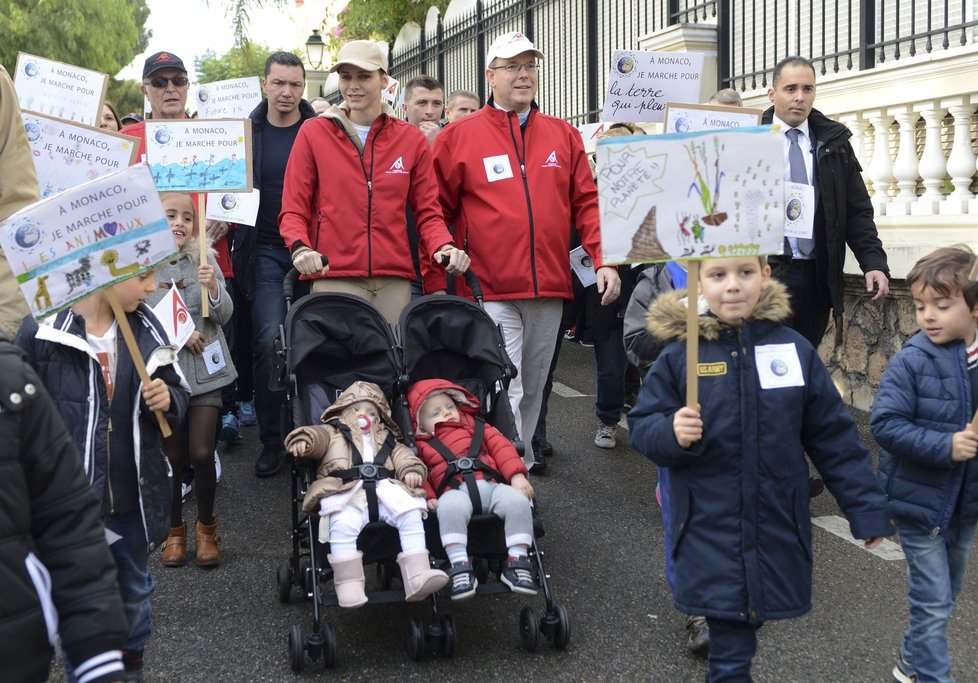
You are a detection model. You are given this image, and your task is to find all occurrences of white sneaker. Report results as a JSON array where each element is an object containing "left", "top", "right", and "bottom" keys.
[
  {"left": 594, "top": 423, "right": 617, "bottom": 449},
  {"left": 214, "top": 450, "right": 222, "bottom": 483}
]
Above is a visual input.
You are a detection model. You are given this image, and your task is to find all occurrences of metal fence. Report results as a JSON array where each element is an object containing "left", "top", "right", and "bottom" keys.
[{"left": 324, "top": 0, "right": 978, "bottom": 123}]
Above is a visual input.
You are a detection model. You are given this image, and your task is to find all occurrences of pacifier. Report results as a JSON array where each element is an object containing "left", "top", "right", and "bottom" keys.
[{"left": 357, "top": 415, "right": 372, "bottom": 432}]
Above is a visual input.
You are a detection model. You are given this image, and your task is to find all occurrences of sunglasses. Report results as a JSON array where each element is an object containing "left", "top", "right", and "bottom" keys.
[{"left": 149, "top": 76, "right": 189, "bottom": 88}]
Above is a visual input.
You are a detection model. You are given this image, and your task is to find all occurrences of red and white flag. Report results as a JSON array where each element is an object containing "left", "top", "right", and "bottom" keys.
[{"left": 151, "top": 281, "right": 195, "bottom": 349}]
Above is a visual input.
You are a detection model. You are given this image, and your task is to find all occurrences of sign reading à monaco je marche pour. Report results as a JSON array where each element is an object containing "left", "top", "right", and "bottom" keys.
[
  {"left": 22, "top": 111, "right": 140, "bottom": 199},
  {"left": 195, "top": 77, "right": 262, "bottom": 119},
  {"left": 145, "top": 119, "right": 253, "bottom": 193},
  {"left": 14, "top": 52, "right": 108, "bottom": 127},
  {"left": 601, "top": 50, "right": 704, "bottom": 123},
  {"left": 663, "top": 102, "right": 763, "bottom": 135},
  {"left": 596, "top": 126, "right": 784, "bottom": 265},
  {"left": 0, "top": 165, "right": 177, "bottom": 319}
]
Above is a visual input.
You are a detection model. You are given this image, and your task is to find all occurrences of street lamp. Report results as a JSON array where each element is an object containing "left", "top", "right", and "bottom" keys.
[{"left": 306, "top": 29, "right": 325, "bottom": 71}]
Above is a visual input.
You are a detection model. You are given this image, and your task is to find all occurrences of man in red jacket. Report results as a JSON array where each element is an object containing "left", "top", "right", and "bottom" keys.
[{"left": 428, "top": 31, "right": 620, "bottom": 472}]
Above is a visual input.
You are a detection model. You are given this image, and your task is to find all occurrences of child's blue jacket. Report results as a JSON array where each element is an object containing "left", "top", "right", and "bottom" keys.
[
  {"left": 871, "top": 331, "right": 978, "bottom": 530},
  {"left": 629, "top": 282, "right": 892, "bottom": 623}
]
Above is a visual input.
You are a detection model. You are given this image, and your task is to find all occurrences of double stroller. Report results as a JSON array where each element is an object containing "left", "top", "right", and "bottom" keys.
[{"left": 272, "top": 270, "right": 571, "bottom": 671}]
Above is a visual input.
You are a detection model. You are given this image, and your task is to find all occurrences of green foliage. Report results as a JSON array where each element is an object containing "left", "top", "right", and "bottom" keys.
[
  {"left": 209, "top": 0, "right": 288, "bottom": 48},
  {"left": 195, "top": 44, "right": 298, "bottom": 83},
  {"left": 331, "top": 0, "right": 452, "bottom": 46},
  {"left": 0, "top": 0, "right": 151, "bottom": 76},
  {"left": 106, "top": 79, "right": 144, "bottom": 117}
]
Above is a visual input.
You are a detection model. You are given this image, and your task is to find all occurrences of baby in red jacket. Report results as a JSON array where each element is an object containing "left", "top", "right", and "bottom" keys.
[{"left": 407, "top": 379, "right": 537, "bottom": 600}]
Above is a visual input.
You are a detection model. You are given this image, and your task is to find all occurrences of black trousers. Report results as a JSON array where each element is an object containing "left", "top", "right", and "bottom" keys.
[{"left": 769, "top": 257, "right": 832, "bottom": 349}]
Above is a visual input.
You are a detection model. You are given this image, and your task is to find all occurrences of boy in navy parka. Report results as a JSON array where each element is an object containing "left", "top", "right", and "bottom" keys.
[
  {"left": 871, "top": 245, "right": 978, "bottom": 683},
  {"left": 629, "top": 256, "right": 893, "bottom": 681}
]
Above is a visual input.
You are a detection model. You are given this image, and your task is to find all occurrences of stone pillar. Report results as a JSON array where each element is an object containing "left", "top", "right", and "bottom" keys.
[
  {"left": 911, "top": 101, "right": 947, "bottom": 215},
  {"left": 866, "top": 110, "right": 894, "bottom": 214},
  {"left": 888, "top": 105, "right": 920, "bottom": 216}
]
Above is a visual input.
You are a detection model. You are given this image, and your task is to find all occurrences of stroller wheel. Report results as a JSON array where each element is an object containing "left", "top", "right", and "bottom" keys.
[
  {"left": 277, "top": 561, "right": 293, "bottom": 604},
  {"left": 320, "top": 619, "right": 337, "bottom": 668},
  {"left": 552, "top": 603, "right": 571, "bottom": 650},
  {"left": 406, "top": 615, "right": 425, "bottom": 661},
  {"left": 519, "top": 606, "right": 539, "bottom": 652},
  {"left": 288, "top": 624, "right": 305, "bottom": 672},
  {"left": 440, "top": 614, "right": 456, "bottom": 658}
]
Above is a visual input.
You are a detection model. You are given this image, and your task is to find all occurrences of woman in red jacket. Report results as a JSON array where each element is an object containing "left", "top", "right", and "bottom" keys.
[
  {"left": 407, "top": 379, "right": 537, "bottom": 601},
  {"left": 279, "top": 40, "right": 468, "bottom": 323}
]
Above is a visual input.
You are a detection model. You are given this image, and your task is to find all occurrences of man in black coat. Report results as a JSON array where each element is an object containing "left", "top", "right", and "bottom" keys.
[
  {"left": 762, "top": 56, "right": 889, "bottom": 348},
  {"left": 230, "top": 51, "right": 318, "bottom": 478}
]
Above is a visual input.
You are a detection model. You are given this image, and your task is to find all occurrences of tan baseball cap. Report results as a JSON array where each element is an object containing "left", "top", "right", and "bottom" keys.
[
  {"left": 486, "top": 31, "right": 545, "bottom": 65},
  {"left": 330, "top": 40, "right": 388, "bottom": 73}
]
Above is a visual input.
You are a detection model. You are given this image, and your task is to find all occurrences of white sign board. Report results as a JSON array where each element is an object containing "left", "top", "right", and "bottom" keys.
[
  {"left": 195, "top": 77, "right": 262, "bottom": 119},
  {"left": 383, "top": 75, "right": 400, "bottom": 108},
  {"left": 596, "top": 126, "right": 784, "bottom": 264},
  {"left": 152, "top": 283, "right": 195, "bottom": 349},
  {"left": 22, "top": 111, "right": 140, "bottom": 198},
  {"left": 601, "top": 50, "right": 704, "bottom": 123},
  {"left": 578, "top": 122, "right": 609, "bottom": 153},
  {"left": 13, "top": 52, "right": 108, "bottom": 126},
  {"left": 0, "top": 165, "right": 177, "bottom": 319},
  {"left": 205, "top": 189, "right": 261, "bottom": 226},
  {"left": 663, "top": 102, "right": 763, "bottom": 135},
  {"left": 145, "top": 119, "right": 253, "bottom": 193}
]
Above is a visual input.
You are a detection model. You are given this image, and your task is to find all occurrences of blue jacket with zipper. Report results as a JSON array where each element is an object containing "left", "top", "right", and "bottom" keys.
[{"left": 872, "top": 331, "right": 978, "bottom": 528}]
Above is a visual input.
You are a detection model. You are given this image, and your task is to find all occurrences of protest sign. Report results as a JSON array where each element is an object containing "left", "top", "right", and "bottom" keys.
[
  {"left": 145, "top": 119, "right": 253, "bottom": 193},
  {"left": 195, "top": 77, "right": 262, "bottom": 119},
  {"left": 596, "top": 126, "right": 783, "bottom": 265},
  {"left": 663, "top": 102, "right": 763, "bottom": 134},
  {"left": 601, "top": 50, "right": 704, "bottom": 123},
  {"left": 22, "top": 111, "right": 140, "bottom": 198},
  {"left": 152, "top": 283, "right": 195, "bottom": 349},
  {"left": 382, "top": 75, "right": 400, "bottom": 108},
  {"left": 14, "top": 52, "right": 108, "bottom": 126},
  {"left": 0, "top": 164, "right": 176, "bottom": 318},
  {"left": 569, "top": 245, "right": 597, "bottom": 287},
  {"left": 578, "top": 122, "right": 608, "bottom": 153},
  {"left": 205, "top": 189, "right": 261, "bottom": 226}
]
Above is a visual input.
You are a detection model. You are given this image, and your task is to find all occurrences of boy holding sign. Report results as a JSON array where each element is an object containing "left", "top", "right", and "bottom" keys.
[
  {"left": 16, "top": 269, "right": 189, "bottom": 678},
  {"left": 627, "top": 255, "right": 892, "bottom": 681}
]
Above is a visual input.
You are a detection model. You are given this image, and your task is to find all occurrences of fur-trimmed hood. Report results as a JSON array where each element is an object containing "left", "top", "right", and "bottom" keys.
[
  {"left": 173, "top": 236, "right": 217, "bottom": 265},
  {"left": 322, "top": 380, "right": 401, "bottom": 438},
  {"left": 646, "top": 279, "right": 792, "bottom": 342}
]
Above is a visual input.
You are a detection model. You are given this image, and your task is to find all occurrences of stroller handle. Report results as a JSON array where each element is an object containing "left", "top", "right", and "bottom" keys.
[
  {"left": 437, "top": 253, "right": 483, "bottom": 301},
  {"left": 283, "top": 254, "right": 330, "bottom": 304}
]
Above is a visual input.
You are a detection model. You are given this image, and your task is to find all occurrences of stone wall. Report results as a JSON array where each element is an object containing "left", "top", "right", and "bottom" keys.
[{"left": 820, "top": 275, "right": 917, "bottom": 411}]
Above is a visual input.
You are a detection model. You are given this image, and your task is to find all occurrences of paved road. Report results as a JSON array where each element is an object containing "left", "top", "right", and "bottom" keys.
[{"left": 59, "top": 340, "right": 978, "bottom": 681}]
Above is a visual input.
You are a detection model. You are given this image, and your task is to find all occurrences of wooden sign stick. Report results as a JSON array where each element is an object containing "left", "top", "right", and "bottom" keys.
[
  {"left": 106, "top": 289, "right": 172, "bottom": 438},
  {"left": 198, "top": 193, "right": 209, "bottom": 317},
  {"left": 970, "top": 407, "right": 978, "bottom": 433},
  {"left": 685, "top": 260, "right": 700, "bottom": 409}
]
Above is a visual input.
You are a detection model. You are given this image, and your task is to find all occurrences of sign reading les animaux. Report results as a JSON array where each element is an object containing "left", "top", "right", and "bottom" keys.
[{"left": 0, "top": 165, "right": 177, "bottom": 318}]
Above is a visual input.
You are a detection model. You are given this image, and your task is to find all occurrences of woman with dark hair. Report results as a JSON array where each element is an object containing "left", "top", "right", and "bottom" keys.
[{"left": 100, "top": 102, "right": 121, "bottom": 131}]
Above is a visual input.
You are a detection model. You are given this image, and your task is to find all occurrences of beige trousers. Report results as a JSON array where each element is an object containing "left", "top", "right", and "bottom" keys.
[{"left": 311, "top": 277, "right": 412, "bottom": 326}]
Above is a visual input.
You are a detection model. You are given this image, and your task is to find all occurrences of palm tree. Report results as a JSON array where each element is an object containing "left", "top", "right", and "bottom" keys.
[{"left": 210, "top": 0, "right": 290, "bottom": 47}]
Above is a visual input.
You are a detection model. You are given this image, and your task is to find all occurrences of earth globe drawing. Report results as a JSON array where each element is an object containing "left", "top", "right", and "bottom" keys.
[
  {"left": 154, "top": 128, "right": 171, "bottom": 145},
  {"left": 493, "top": 163, "right": 504, "bottom": 174},
  {"left": 673, "top": 116, "right": 691, "bottom": 134},
  {"left": 24, "top": 120, "right": 42, "bottom": 143},
  {"left": 14, "top": 220, "right": 42, "bottom": 250},
  {"left": 197, "top": 88, "right": 209, "bottom": 103},
  {"left": 770, "top": 359, "right": 789, "bottom": 376},
  {"left": 220, "top": 194, "right": 237, "bottom": 210},
  {"left": 617, "top": 55, "right": 635, "bottom": 75},
  {"left": 786, "top": 197, "right": 802, "bottom": 221},
  {"left": 23, "top": 61, "right": 39, "bottom": 78}
]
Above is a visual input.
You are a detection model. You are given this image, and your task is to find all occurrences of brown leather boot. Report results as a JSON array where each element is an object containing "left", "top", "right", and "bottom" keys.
[
  {"left": 161, "top": 522, "right": 187, "bottom": 567},
  {"left": 195, "top": 518, "right": 220, "bottom": 567}
]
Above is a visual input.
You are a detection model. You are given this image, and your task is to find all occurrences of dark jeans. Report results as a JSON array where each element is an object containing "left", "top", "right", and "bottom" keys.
[
  {"left": 706, "top": 618, "right": 761, "bottom": 682},
  {"left": 769, "top": 257, "right": 831, "bottom": 349},
  {"left": 252, "top": 245, "right": 294, "bottom": 448},
  {"left": 594, "top": 329, "right": 627, "bottom": 426}
]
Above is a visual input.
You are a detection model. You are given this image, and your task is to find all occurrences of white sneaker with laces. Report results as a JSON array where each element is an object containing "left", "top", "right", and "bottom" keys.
[{"left": 594, "top": 423, "right": 617, "bottom": 449}]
